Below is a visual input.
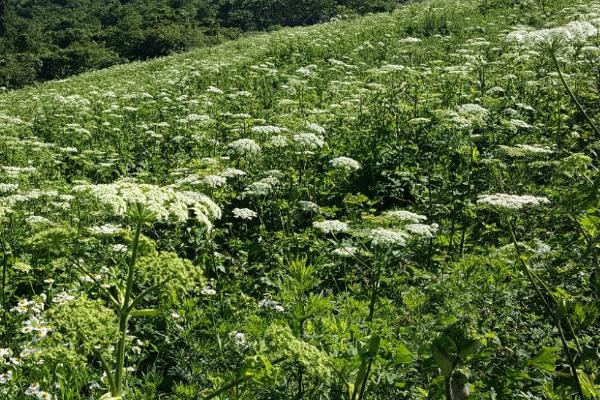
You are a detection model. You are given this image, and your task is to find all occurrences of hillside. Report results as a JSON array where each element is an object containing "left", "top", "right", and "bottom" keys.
[
  {"left": 0, "top": 0, "right": 399, "bottom": 88},
  {"left": 0, "top": 0, "right": 599, "bottom": 399}
]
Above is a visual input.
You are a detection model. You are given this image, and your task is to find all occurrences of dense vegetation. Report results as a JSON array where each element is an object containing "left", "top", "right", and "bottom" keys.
[
  {"left": 0, "top": 0, "right": 399, "bottom": 89},
  {"left": 0, "top": 0, "right": 599, "bottom": 398}
]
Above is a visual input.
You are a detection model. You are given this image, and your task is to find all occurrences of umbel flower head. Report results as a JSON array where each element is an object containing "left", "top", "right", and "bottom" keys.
[
  {"left": 477, "top": 193, "right": 550, "bottom": 210},
  {"left": 313, "top": 220, "right": 349, "bottom": 234},
  {"left": 329, "top": 156, "right": 361, "bottom": 173},
  {"left": 73, "top": 181, "right": 221, "bottom": 228},
  {"left": 506, "top": 20, "right": 597, "bottom": 47},
  {"left": 228, "top": 138, "right": 261, "bottom": 156}
]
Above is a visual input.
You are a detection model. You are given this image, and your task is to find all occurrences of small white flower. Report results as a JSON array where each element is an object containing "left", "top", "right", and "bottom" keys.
[
  {"left": 229, "top": 331, "right": 248, "bottom": 348},
  {"left": 88, "top": 223, "right": 122, "bottom": 236},
  {"left": 111, "top": 244, "right": 128, "bottom": 253},
  {"left": 332, "top": 246, "right": 358, "bottom": 258},
  {"left": 258, "top": 298, "right": 284, "bottom": 312},
  {"left": 0, "top": 370, "right": 12, "bottom": 384},
  {"left": 52, "top": 292, "right": 75, "bottom": 304},
  {"left": 219, "top": 168, "right": 246, "bottom": 178},
  {"left": 201, "top": 287, "right": 217, "bottom": 296}
]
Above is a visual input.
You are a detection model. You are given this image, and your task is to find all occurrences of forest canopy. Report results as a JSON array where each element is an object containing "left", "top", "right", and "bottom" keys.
[{"left": 0, "top": 0, "right": 401, "bottom": 88}]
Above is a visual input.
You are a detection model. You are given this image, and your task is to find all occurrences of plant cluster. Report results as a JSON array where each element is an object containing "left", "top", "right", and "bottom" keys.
[{"left": 0, "top": 0, "right": 599, "bottom": 398}]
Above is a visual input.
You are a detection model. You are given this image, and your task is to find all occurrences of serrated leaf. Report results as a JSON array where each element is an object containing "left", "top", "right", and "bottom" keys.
[
  {"left": 528, "top": 347, "right": 560, "bottom": 373},
  {"left": 458, "top": 339, "right": 480, "bottom": 360},
  {"left": 433, "top": 347, "right": 453, "bottom": 377}
]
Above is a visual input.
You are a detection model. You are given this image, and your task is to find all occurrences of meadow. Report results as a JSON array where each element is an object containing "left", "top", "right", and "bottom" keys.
[{"left": 0, "top": 0, "right": 599, "bottom": 398}]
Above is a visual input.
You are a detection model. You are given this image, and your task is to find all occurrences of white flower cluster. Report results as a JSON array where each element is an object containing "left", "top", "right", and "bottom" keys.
[
  {"left": 25, "top": 216, "right": 53, "bottom": 226},
  {"left": 313, "top": 220, "right": 349, "bottom": 234},
  {"left": 201, "top": 286, "right": 217, "bottom": 296},
  {"left": 330, "top": 156, "right": 361, "bottom": 172},
  {"left": 400, "top": 37, "right": 422, "bottom": 44},
  {"left": 2, "top": 165, "right": 37, "bottom": 176},
  {"left": 25, "top": 383, "right": 52, "bottom": 400},
  {"left": 477, "top": 193, "right": 550, "bottom": 210},
  {"left": 498, "top": 144, "right": 553, "bottom": 158},
  {"left": 232, "top": 208, "right": 258, "bottom": 220},
  {"left": 258, "top": 298, "right": 284, "bottom": 312},
  {"left": 243, "top": 177, "right": 279, "bottom": 198},
  {"left": 12, "top": 297, "right": 45, "bottom": 315},
  {"left": 0, "top": 369, "right": 12, "bottom": 384},
  {"left": 299, "top": 200, "right": 320, "bottom": 213},
  {"left": 228, "top": 138, "right": 261, "bottom": 156},
  {"left": 457, "top": 103, "right": 489, "bottom": 122},
  {"left": 293, "top": 132, "right": 325, "bottom": 150},
  {"left": 219, "top": 168, "right": 246, "bottom": 178},
  {"left": 306, "top": 122, "right": 326, "bottom": 135},
  {"left": 268, "top": 135, "right": 290, "bottom": 148},
  {"left": 368, "top": 228, "right": 409, "bottom": 247},
  {"left": 0, "top": 183, "right": 18, "bottom": 193},
  {"left": 251, "top": 125, "right": 288, "bottom": 135},
  {"left": 405, "top": 223, "right": 439, "bottom": 238},
  {"left": 332, "top": 246, "right": 358, "bottom": 258},
  {"left": 506, "top": 20, "right": 597, "bottom": 46},
  {"left": 52, "top": 292, "right": 76, "bottom": 305},
  {"left": 21, "top": 316, "right": 50, "bottom": 338},
  {"left": 73, "top": 181, "right": 221, "bottom": 228},
  {"left": 88, "top": 223, "right": 122, "bottom": 236},
  {"left": 203, "top": 175, "right": 228, "bottom": 189},
  {"left": 228, "top": 331, "right": 248, "bottom": 348},
  {"left": 383, "top": 210, "right": 428, "bottom": 223}
]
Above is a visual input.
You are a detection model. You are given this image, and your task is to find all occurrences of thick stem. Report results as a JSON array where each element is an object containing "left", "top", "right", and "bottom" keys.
[
  {"left": 557, "top": 318, "right": 585, "bottom": 400},
  {"left": 508, "top": 220, "right": 584, "bottom": 399},
  {"left": 114, "top": 216, "right": 143, "bottom": 396},
  {"left": 1, "top": 250, "right": 7, "bottom": 347},
  {"left": 357, "top": 361, "right": 372, "bottom": 400},
  {"left": 367, "top": 260, "right": 382, "bottom": 323},
  {"left": 551, "top": 52, "right": 600, "bottom": 138},
  {"left": 445, "top": 376, "right": 453, "bottom": 400}
]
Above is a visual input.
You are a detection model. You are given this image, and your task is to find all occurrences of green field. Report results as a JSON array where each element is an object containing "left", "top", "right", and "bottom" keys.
[{"left": 0, "top": 0, "right": 599, "bottom": 398}]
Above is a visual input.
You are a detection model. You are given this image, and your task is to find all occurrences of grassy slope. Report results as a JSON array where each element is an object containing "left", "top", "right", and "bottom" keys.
[
  {"left": 0, "top": 0, "right": 476, "bottom": 115},
  {"left": 0, "top": 0, "right": 598, "bottom": 396}
]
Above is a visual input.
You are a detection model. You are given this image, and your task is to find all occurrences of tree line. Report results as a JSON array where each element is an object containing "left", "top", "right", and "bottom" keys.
[{"left": 0, "top": 0, "right": 401, "bottom": 89}]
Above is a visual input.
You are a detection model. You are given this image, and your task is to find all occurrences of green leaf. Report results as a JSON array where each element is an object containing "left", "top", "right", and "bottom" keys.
[
  {"left": 100, "top": 393, "right": 121, "bottom": 400},
  {"left": 578, "top": 370, "right": 599, "bottom": 399},
  {"left": 433, "top": 347, "right": 453, "bottom": 377},
  {"left": 528, "top": 347, "right": 560, "bottom": 373},
  {"left": 458, "top": 339, "right": 480, "bottom": 360},
  {"left": 394, "top": 343, "right": 413, "bottom": 364}
]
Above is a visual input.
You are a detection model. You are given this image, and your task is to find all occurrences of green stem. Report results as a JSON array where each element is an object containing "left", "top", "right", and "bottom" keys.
[
  {"left": 507, "top": 220, "right": 584, "bottom": 399},
  {"left": 114, "top": 215, "right": 143, "bottom": 396},
  {"left": 367, "top": 259, "right": 383, "bottom": 323},
  {"left": 94, "top": 348, "right": 117, "bottom": 395},
  {"left": 126, "top": 277, "right": 172, "bottom": 313},
  {"left": 551, "top": 51, "right": 600, "bottom": 138},
  {"left": 202, "top": 358, "right": 285, "bottom": 399},
  {"left": 556, "top": 318, "right": 585, "bottom": 400},
  {"left": 1, "top": 249, "right": 7, "bottom": 347},
  {"left": 357, "top": 361, "right": 372, "bottom": 400}
]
